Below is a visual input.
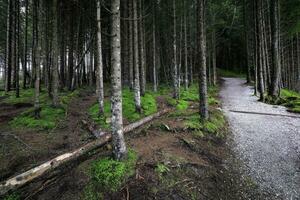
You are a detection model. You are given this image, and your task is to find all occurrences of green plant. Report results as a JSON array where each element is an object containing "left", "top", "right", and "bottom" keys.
[
  {"left": 155, "top": 163, "right": 170, "bottom": 180},
  {"left": 89, "top": 88, "right": 158, "bottom": 125},
  {"left": 185, "top": 109, "right": 226, "bottom": 137},
  {"left": 83, "top": 183, "right": 103, "bottom": 200},
  {"left": 4, "top": 193, "right": 20, "bottom": 200},
  {"left": 88, "top": 101, "right": 111, "bottom": 129},
  {"left": 10, "top": 106, "right": 65, "bottom": 130},
  {"left": 90, "top": 149, "right": 137, "bottom": 192}
]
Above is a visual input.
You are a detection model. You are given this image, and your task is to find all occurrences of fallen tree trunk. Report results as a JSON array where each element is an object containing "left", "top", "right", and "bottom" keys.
[{"left": 0, "top": 108, "right": 171, "bottom": 197}]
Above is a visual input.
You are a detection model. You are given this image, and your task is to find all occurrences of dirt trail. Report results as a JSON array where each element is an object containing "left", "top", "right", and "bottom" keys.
[{"left": 220, "top": 78, "right": 300, "bottom": 199}]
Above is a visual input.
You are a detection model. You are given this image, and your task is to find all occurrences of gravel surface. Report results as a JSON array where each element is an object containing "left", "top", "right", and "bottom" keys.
[{"left": 220, "top": 78, "right": 300, "bottom": 200}]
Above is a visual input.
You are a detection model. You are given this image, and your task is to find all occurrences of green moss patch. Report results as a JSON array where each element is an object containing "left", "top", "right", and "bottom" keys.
[
  {"left": 267, "top": 89, "right": 300, "bottom": 113},
  {"left": 89, "top": 88, "right": 158, "bottom": 126},
  {"left": 10, "top": 106, "right": 65, "bottom": 130},
  {"left": 9, "top": 89, "right": 80, "bottom": 130},
  {"left": 4, "top": 193, "right": 20, "bottom": 200},
  {"left": 185, "top": 109, "right": 226, "bottom": 138},
  {"left": 83, "top": 150, "right": 137, "bottom": 199}
]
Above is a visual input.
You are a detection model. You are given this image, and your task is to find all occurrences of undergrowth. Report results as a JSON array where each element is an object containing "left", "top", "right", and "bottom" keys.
[
  {"left": 83, "top": 149, "right": 137, "bottom": 199},
  {"left": 279, "top": 89, "right": 300, "bottom": 113},
  {"left": 166, "top": 85, "right": 220, "bottom": 114},
  {"left": 265, "top": 89, "right": 300, "bottom": 113},
  {"left": 89, "top": 88, "right": 158, "bottom": 127},
  {"left": 3, "top": 193, "right": 20, "bottom": 200},
  {"left": 9, "top": 89, "right": 80, "bottom": 130},
  {"left": 185, "top": 109, "right": 226, "bottom": 138}
]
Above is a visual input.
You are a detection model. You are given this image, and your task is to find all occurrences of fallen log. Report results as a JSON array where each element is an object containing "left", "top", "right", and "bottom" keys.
[{"left": 0, "top": 108, "right": 171, "bottom": 197}]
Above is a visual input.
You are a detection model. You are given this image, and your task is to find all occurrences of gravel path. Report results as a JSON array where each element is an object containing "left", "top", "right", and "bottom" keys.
[{"left": 220, "top": 78, "right": 300, "bottom": 200}]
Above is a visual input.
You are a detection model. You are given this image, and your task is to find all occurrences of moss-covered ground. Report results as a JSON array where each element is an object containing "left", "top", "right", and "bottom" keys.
[{"left": 8, "top": 89, "right": 81, "bottom": 130}]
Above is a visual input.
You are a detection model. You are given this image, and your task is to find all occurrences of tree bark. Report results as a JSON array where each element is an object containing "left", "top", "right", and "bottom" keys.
[
  {"left": 173, "top": 0, "right": 179, "bottom": 99},
  {"left": 198, "top": 0, "right": 209, "bottom": 120},
  {"left": 152, "top": 4, "right": 157, "bottom": 92},
  {"left": 139, "top": 0, "right": 146, "bottom": 96},
  {"left": 269, "top": 0, "right": 281, "bottom": 97},
  {"left": 133, "top": 0, "right": 142, "bottom": 113},
  {"left": 5, "top": 0, "right": 12, "bottom": 93},
  {"left": 111, "top": 0, "right": 127, "bottom": 160},
  {"left": 96, "top": 0, "right": 104, "bottom": 115},
  {"left": 23, "top": 0, "right": 29, "bottom": 89},
  {"left": 52, "top": 0, "right": 59, "bottom": 106}
]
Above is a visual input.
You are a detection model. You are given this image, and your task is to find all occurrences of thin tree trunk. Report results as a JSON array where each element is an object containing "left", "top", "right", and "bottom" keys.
[
  {"left": 52, "top": 0, "right": 59, "bottom": 107},
  {"left": 133, "top": 0, "right": 141, "bottom": 113},
  {"left": 198, "top": 0, "right": 209, "bottom": 120},
  {"left": 139, "top": 0, "right": 146, "bottom": 96},
  {"left": 23, "top": 0, "right": 29, "bottom": 89},
  {"left": 33, "top": 0, "right": 40, "bottom": 118},
  {"left": 128, "top": 0, "right": 134, "bottom": 89},
  {"left": 15, "top": 0, "right": 20, "bottom": 98},
  {"left": 111, "top": 0, "right": 127, "bottom": 160},
  {"left": 96, "top": 0, "right": 104, "bottom": 115},
  {"left": 184, "top": 2, "right": 189, "bottom": 90},
  {"left": 173, "top": 0, "right": 179, "bottom": 99},
  {"left": 152, "top": 5, "right": 157, "bottom": 92}
]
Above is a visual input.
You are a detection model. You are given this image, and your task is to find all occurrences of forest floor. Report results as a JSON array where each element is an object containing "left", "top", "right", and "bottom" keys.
[
  {"left": 0, "top": 88, "right": 97, "bottom": 181},
  {"left": 1, "top": 79, "right": 299, "bottom": 199}
]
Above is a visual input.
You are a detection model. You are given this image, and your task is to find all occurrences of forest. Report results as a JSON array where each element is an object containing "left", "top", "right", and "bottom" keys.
[{"left": 0, "top": 0, "right": 299, "bottom": 199}]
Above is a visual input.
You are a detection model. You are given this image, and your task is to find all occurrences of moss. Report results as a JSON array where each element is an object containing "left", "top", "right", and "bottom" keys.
[
  {"left": 60, "top": 90, "right": 80, "bottom": 106},
  {"left": 6, "top": 88, "right": 80, "bottom": 130},
  {"left": 184, "top": 109, "right": 226, "bottom": 138},
  {"left": 88, "top": 101, "right": 111, "bottom": 130},
  {"left": 10, "top": 106, "right": 65, "bottom": 130},
  {"left": 4, "top": 194, "right": 20, "bottom": 200},
  {"left": 89, "top": 149, "right": 137, "bottom": 193},
  {"left": 180, "top": 85, "right": 199, "bottom": 102},
  {"left": 89, "top": 88, "right": 158, "bottom": 125},
  {"left": 267, "top": 89, "right": 300, "bottom": 114},
  {"left": 141, "top": 93, "right": 158, "bottom": 116},
  {"left": 3, "top": 88, "right": 46, "bottom": 104},
  {"left": 82, "top": 183, "right": 103, "bottom": 200}
]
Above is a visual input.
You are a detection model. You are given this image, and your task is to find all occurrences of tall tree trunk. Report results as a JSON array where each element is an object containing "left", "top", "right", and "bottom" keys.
[
  {"left": 198, "top": 0, "right": 209, "bottom": 120},
  {"left": 139, "top": 0, "right": 146, "bottom": 96},
  {"left": 269, "top": 0, "right": 281, "bottom": 97},
  {"left": 184, "top": 1, "right": 189, "bottom": 90},
  {"left": 33, "top": 0, "right": 40, "bottom": 118},
  {"left": 5, "top": 0, "right": 12, "bottom": 93},
  {"left": 128, "top": 0, "right": 134, "bottom": 89},
  {"left": 257, "top": 0, "right": 265, "bottom": 101},
  {"left": 15, "top": 0, "right": 20, "bottom": 98},
  {"left": 110, "top": 0, "right": 127, "bottom": 160},
  {"left": 152, "top": 4, "right": 157, "bottom": 92},
  {"left": 52, "top": 0, "right": 59, "bottom": 107},
  {"left": 23, "top": 0, "right": 29, "bottom": 89},
  {"left": 173, "top": 0, "right": 179, "bottom": 99},
  {"left": 133, "top": 0, "right": 141, "bottom": 113},
  {"left": 212, "top": 26, "right": 217, "bottom": 86},
  {"left": 96, "top": 0, "right": 104, "bottom": 115}
]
